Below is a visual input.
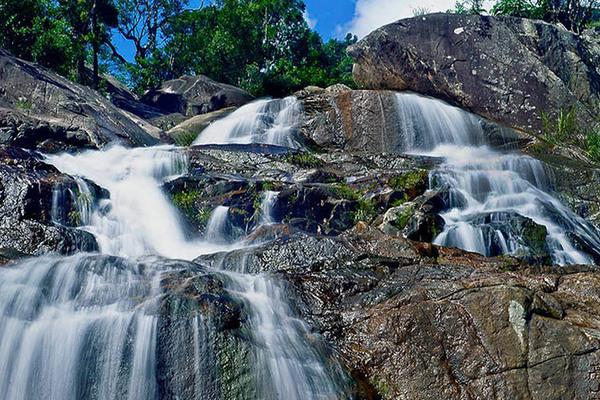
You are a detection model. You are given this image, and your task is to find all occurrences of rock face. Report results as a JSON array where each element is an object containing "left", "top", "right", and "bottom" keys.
[
  {"left": 296, "top": 85, "right": 530, "bottom": 153},
  {"left": 0, "top": 146, "right": 98, "bottom": 255},
  {"left": 142, "top": 75, "right": 254, "bottom": 117},
  {"left": 348, "top": 13, "right": 600, "bottom": 136},
  {"left": 0, "top": 49, "right": 160, "bottom": 151},
  {"left": 201, "top": 229, "right": 600, "bottom": 400},
  {"left": 165, "top": 144, "right": 437, "bottom": 240}
]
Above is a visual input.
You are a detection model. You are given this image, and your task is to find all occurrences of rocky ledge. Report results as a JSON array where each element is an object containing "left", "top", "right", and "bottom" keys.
[{"left": 199, "top": 227, "right": 600, "bottom": 400}]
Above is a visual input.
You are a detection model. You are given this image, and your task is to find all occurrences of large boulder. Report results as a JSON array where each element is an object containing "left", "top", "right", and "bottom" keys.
[
  {"left": 0, "top": 49, "right": 160, "bottom": 151},
  {"left": 348, "top": 13, "right": 600, "bottom": 136},
  {"left": 142, "top": 75, "right": 254, "bottom": 117}
]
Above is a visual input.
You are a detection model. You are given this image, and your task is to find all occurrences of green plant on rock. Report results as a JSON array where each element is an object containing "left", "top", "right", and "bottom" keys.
[
  {"left": 541, "top": 107, "right": 577, "bottom": 145},
  {"left": 331, "top": 182, "right": 361, "bottom": 201},
  {"left": 388, "top": 170, "right": 428, "bottom": 199},
  {"left": 172, "top": 190, "right": 200, "bottom": 215},
  {"left": 587, "top": 131, "right": 600, "bottom": 163},
  {"left": 284, "top": 152, "right": 324, "bottom": 168},
  {"left": 173, "top": 131, "right": 198, "bottom": 147},
  {"left": 68, "top": 210, "right": 81, "bottom": 226},
  {"left": 16, "top": 98, "right": 33, "bottom": 110},
  {"left": 391, "top": 205, "right": 415, "bottom": 231},
  {"left": 196, "top": 207, "right": 213, "bottom": 229},
  {"left": 351, "top": 198, "right": 377, "bottom": 223}
]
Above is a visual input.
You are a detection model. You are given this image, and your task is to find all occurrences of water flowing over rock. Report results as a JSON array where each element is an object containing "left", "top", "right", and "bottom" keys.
[
  {"left": 390, "top": 92, "right": 600, "bottom": 265},
  {"left": 0, "top": 144, "right": 353, "bottom": 399},
  {"left": 348, "top": 13, "right": 600, "bottom": 136},
  {"left": 193, "top": 97, "right": 303, "bottom": 148}
]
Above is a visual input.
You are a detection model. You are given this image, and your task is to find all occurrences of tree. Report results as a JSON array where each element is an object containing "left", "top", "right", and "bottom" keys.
[
  {"left": 492, "top": 0, "right": 599, "bottom": 32},
  {"left": 58, "top": 0, "right": 118, "bottom": 87},
  {"left": 0, "top": 0, "right": 75, "bottom": 77},
  {"left": 112, "top": 0, "right": 189, "bottom": 62},
  {"left": 450, "top": 0, "right": 486, "bottom": 14},
  {"left": 157, "top": 0, "right": 357, "bottom": 96}
]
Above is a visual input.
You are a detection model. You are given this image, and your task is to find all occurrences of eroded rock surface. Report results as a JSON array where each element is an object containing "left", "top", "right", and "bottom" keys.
[{"left": 0, "top": 146, "right": 98, "bottom": 255}]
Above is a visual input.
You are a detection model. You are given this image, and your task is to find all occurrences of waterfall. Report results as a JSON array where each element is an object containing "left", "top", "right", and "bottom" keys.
[
  {"left": 0, "top": 254, "right": 162, "bottom": 400},
  {"left": 395, "top": 92, "right": 600, "bottom": 265},
  {"left": 259, "top": 191, "right": 279, "bottom": 225},
  {"left": 0, "top": 144, "right": 347, "bottom": 399},
  {"left": 204, "top": 206, "right": 230, "bottom": 242},
  {"left": 192, "top": 97, "right": 302, "bottom": 148}
]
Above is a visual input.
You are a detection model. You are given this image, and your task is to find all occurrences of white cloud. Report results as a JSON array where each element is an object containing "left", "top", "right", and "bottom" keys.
[
  {"left": 338, "top": 0, "right": 492, "bottom": 38},
  {"left": 303, "top": 10, "right": 317, "bottom": 30}
]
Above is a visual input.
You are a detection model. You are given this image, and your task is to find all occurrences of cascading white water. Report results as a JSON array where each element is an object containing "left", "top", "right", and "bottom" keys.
[
  {"left": 259, "top": 190, "right": 279, "bottom": 225},
  {"left": 0, "top": 144, "right": 345, "bottom": 399},
  {"left": 211, "top": 195, "right": 347, "bottom": 400},
  {"left": 395, "top": 92, "right": 600, "bottom": 265},
  {"left": 0, "top": 254, "right": 162, "bottom": 400},
  {"left": 192, "top": 97, "right": 302, "bottom": 148},
  {"left": 204, "top": 205, "right": 230, "bottom": 242}
]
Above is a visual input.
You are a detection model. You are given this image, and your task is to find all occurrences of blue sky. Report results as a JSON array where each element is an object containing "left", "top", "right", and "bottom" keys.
[{"left": 113, "top": 0, "right": 469, "bottom": 61}]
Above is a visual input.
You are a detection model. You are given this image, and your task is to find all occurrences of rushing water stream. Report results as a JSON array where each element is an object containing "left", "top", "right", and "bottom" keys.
[
  {"left": 395, "top": 92, "right": 600, "bottom": 265},
  {"left": 0, "top": 91, "right": 599, "bottom": 399}
]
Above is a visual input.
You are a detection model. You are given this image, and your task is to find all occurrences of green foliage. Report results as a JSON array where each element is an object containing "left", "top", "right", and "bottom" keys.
[
  {"left": 173, "top": 130, "right": 198, "bottom": 147},
  {"left": 541, "top": 107, "right": 578, "bottom": 145},
  {"left": 490, "top": 0, "right": 600, "bottom": 33},
  {"left": 284, "top": 152, "right": 324, "bottom": 168},
  {"left": 392, "top": 206, "right": 414, "bottom": 231},
  {"left": 331, "top": 183, "right": 361, "bottom": 201},
  {"left": 351, "top": 198, "right": 377, "bottom": 223},
  {"left": 68, "top": 210, "right": 81, "bottom": 226},
  {"left": 450, "top": 0, "right": 486, "bottom": 14},
  {"left": 587, "top": 131, "right": 600, "bottom": 163},
  {"left": 0, "top": 0, "right": 76, "bottom": 77},
  {"left": 388, "top": 170, "right": 429, "bottom": 199},
  {"left": 158, "top": 0, "right": 357, "bottom": 96},
  {"left": 15, "top": 98, "right": 32, "bottom": 110},
  {"left": 172, "top": 190, "right": 199, "bottom": 214},
  {"left": 491, "top": 0, "right": 545, "bottom": 18}
]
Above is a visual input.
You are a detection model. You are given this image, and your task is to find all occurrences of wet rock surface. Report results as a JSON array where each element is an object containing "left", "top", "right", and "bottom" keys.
[
  {"left": 296, "top": 85, "right": 531, "bottom": 153},
  {"left": 165, "top": 145, "right": 437, "bottom": 238},
  {"left": 0, "top": 49, "right": 159, "bottom": 151},
  {"left": 0, "top": 145, "right": 98, "bottom": 255},
  {"left": 349, "top": 13, "right": 600, "bottom": 136},
  {"left": 199, "top": 228, "right": 600, "bottom": 400}
]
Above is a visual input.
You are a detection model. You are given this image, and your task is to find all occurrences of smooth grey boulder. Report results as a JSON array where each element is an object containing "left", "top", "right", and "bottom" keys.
[
  {"left": 142, "top": 75, "right": 254, "bottom": 117},
  {"left": 348, "top": 13, "right": 600, "bottom": 137},
  {"left": 0, "top": 49, "right": 160, "bottom": 151}
]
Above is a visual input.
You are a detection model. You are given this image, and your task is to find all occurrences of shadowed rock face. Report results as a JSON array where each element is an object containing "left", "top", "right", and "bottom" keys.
[
  {"left": 141, "top": 75, "right": 254, "bottom": 117},
  {"left": 348, "top": 13, "right": 600, "bottom": 136},
  {"left": 0, "top": 49, "right": 160, "bottom": 151},
  {"left": 199, "top": 229, "right": 600, "bottom": 400}
]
